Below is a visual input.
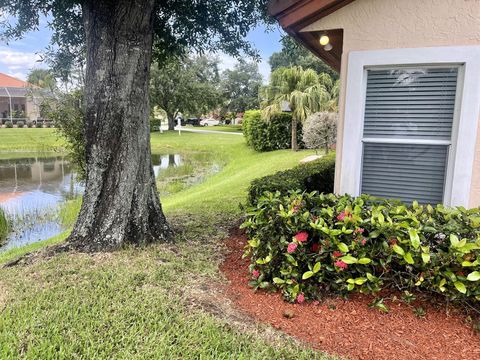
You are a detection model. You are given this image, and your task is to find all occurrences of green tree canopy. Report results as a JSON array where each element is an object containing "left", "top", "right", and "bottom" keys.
[
  {"left": 26, "top": 68, "right": 57, "bottom": 91},
  {"left": 0, "top": 1, "right": 270, "bottom": 78},
  {"left": 150, "top": 55, "right": 222, "bottom": 130},
  {"left": 220, "top": 61, "right": 263, "bottom": 114},
  {"left": 269, "top": 37, "right": 338, "bottom": 80},
  {"left": 261, "top": 66, "right": 335, "bottom": 151}
]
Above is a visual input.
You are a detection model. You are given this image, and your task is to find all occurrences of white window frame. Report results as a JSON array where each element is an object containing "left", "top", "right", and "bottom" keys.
[{"left": 340, "top": 46, "right": 480, "bottom": 207}]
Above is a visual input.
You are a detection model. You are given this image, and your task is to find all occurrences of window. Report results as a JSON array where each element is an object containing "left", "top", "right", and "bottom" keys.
[
  {"left": 360, "top": 67, "right": 459, "bottom": 204},
  {"left": 340, "top": 46, "right": 480, "bottom": 207}
]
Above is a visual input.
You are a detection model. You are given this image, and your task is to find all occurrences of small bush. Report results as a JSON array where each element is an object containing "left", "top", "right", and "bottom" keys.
[
  {"left": 45, "top": 90, "right": 86, "bottom": 179},
  {"left": 45, "top": 121, "right": 52, "bottom": 128},
  {"left": 242, "top": 192, "right": 480, "bottom": 305},
  {"left": 302, "top": 112, "right": 337, "bottom": 153},
  {"left": 5, "top": 121, "right": 13, "bottom": 128},
  {"left": 150, "top": 116, "right": 161, "bottom": 132},
  {"left": 26, "top": 121, "right": 34, "bottom": 128},
  {"left": 243, "top": 110, "right": 303, "bottom": 152},
  {"left": 247, "top": 152, "right": 335, "bottom": 205},
  {"left": 35, "top": 122, "right": 43, "bottom": 128},
  {"left": 16, "top": 120, "right": 24, "bottom": 128}
]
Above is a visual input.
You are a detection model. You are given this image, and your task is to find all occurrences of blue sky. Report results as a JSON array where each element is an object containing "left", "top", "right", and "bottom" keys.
[{"left": 0, "top": 17, "right": 284, "bottom": 82}]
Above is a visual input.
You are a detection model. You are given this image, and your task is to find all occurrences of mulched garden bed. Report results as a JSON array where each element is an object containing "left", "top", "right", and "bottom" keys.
[{"left": 220, "top": 230, "right": 480, "bottom": 360}]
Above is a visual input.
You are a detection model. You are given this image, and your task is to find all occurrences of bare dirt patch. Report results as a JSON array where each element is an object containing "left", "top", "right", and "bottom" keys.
[{"left": 220, "top": 230, "right": 480, "bottom": 360}]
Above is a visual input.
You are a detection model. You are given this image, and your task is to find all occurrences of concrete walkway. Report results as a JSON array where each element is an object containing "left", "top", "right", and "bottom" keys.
[{"left": 172, "top": 126, "right": 243, "bottom": 136}]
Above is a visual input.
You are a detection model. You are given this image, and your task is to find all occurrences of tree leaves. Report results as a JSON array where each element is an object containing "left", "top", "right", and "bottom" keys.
[
  {"left": 337, "top": 242, "right": 349, "bottom": 253},
  {"left": 467, "top": 271, "right": 480, "bottom": 282},
  {"left": 392, "top": 245, "right": 405, "bottom": 256},
  {"left": 454, "top": 281, "right": 467, "bottom": 294},
  {"left": 409, "top": 229, "right": 420, "bottom": 249},
  {"left": 150, "top": 56, "right": 222, "bottom": 124},
  {"left": 0, "top": 1, "right": 271, "bottom": 78},
  {"left": 403, "top": 252, "right": 414, "bottom": 265},
  {"left": 302, "top": 271, "right": 314, "bottom": 280}
]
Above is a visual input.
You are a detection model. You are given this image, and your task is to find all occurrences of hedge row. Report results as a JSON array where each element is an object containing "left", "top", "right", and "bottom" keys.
[
  {"left": 242, "top": 191, "right": 480, "bottom": 305},
  {"left": 242, "top": 110, "right": 303, "bottom": 152},
  {"left": 247, "top": 152, "right": 336, "bottom": 205}
]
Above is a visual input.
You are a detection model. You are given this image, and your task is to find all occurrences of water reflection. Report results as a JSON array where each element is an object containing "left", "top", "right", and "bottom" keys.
[
  {"left": 0, "top": 157, "right": 82, "bottom": 215},
  {"left": 0, "top": 154, "right": 183, "bottom": 250},
  {"left": 151, "top": 154, "right": 182, "bottom": 177}
]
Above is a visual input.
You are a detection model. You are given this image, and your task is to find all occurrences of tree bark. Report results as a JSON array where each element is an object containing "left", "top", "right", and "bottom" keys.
[
  {"left": 167, "top": 113, "right": 175, "bottom": 131},
  {"left": 68, "top": 0, "right": 172, "bottom": 251},
  {"left": 291, "top": 116, "right": 298, "bottom": 151}
]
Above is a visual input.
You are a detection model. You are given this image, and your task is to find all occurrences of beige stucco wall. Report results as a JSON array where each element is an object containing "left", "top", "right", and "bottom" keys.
[
  {"left": 26, "top": 97, "right": 41, "bottom": 120},
  {"left": 302, "top": 0, "right": 480, "bottom": 207}
]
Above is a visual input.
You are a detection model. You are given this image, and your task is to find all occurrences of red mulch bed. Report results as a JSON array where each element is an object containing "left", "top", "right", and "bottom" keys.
[{"left": 220, "top": 230, "right": 480, "bottom": 360}]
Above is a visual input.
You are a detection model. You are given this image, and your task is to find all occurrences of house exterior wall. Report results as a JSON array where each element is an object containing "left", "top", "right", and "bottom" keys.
[
  {"left": 26, "top": 97, "right": 41, "bottom": 120},
  {"left": 302, "top": 0, "right": 480, "bottom": 208}
]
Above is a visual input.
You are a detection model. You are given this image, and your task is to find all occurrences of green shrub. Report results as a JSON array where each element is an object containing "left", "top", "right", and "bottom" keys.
[
  {"left": 242, "top": 110, "right": 303, "bottom": 152},
  {"left": 242, "top": 192, "right": 480, "bottom": 305},
  {"left": 26, "top": 121, "right": 33, "bottom": 128},
  {"left": 35, "top": 122, "right": 43, "bottom": 128},
  {"left": 247, "top": 152, "right": 335, "bottom": 205},
  {"left": 0, "top": 208, "right": 9, "bottom": 245},
  {"left": 5, "top": 121, "right": 13, "bottom": 128},
  {"left": 150, "top": 116, "right": 161, "bottom": 132},
  {"left": 16, "top": 120, "right": 24, "bottom": 128},
  {"left": 45, "top": 90, "right": 86, "bottom": 179}
]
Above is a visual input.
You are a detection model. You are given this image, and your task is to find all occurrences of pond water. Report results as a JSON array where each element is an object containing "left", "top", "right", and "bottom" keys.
[{"left": 0, "top": 154, "right": 184, "bottom": 251}]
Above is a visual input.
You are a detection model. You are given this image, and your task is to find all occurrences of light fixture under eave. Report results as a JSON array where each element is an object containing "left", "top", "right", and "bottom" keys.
[
  {"left": 319, "top": 35, "right": 330, "bottom": 46},
  {"left": 324, "top": 43, "right": 333, "bottom": 52}
]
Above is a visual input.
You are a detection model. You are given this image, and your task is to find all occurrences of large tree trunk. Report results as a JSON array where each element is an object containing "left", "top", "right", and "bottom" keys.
[
  {"left": 68, "top": 0, "right": 172, "bottom": 251},
  {"left": 291, "top": 116, "right": 298, "bottom": 151},
  {"left": 167, "top": 113, "right": 176, "bottom": 131}
]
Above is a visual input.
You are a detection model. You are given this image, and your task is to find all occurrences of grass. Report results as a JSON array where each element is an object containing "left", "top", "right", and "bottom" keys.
[
  {"left": 151, "top": 131, "right": 313, "bottom": 216},
  {"left": 0, "top": 131, "right": 332, "bottom": 359},
  {"left": 58, "top": 198, "right": 83, "bottom": 228},
  {"left": 0, "top": 208, "right": 9, "bottom": 246},
  {"left": 0, "top": 128, "right": 65, "bottom": 152},
  {"left": 0, "top": 225, "right": 332, "bottom": 359},
  {"left": 0, "top": 231, "right": 68, "bottom": 265},
  {"left": 205, "top": 125, "right": 243, "bottom": 133}
]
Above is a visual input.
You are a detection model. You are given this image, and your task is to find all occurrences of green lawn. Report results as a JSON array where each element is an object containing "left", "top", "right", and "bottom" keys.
[
  {"left": 0, "top": 130, "right": 333, "bottom": 359},
  {"left": 151, "top": 131, "right": 312, "bottom": 216},
  {"left": 204, "top": 125, "right": 243, "bottom": 133},
  {"left": 0, "top": 128, "right": 65, "bottom": 152}
]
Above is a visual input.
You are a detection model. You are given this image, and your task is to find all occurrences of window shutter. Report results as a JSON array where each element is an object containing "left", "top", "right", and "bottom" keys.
[
  {"left": 360, "top": 67, "right": 458, "bottom": 204},
  {"left": 364, "top": 68, "right": 458, "bottom": 140},
  {"left": 361, "top": 143, "right": 448, "bottom": 204}
]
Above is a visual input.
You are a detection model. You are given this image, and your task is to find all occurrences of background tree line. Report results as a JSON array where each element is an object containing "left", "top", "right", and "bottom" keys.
[{"left": 150, "top": 55, "right": 263, "bottom": 130}]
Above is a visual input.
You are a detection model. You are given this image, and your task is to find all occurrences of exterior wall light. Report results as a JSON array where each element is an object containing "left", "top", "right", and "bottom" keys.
[
  {"left": 319, "top": 35, "right": 330, "bottom": 46},
  {"left": 324, "top": 43, "right": 333, "bottom": 51}
]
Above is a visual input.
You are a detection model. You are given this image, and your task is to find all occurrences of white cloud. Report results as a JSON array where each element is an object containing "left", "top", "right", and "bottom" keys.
[
  {"left": 0, "top": 47, "right": 44, "bottom": 79},
  {"left": 7, "top": 71, "right": 27, "bottom": 80},
  {"left": 0, "top": 48, "right": 41, "bottom": 67}
]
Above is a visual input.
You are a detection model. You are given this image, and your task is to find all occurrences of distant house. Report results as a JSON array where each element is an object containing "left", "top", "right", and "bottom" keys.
[
  {"left": 269, "top": 0, "right": 480, "bottom": 208},
  {"left": 0, "top": 73, "right": 50, "bottom": 124}
]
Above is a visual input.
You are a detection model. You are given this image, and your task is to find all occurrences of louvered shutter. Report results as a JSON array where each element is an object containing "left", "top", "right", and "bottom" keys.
[{"left": 360, "top": 67, "right": 458, "bottom": 204}]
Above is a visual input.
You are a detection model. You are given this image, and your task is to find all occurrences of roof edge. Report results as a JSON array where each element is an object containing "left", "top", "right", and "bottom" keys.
[{"left": 268, "top": 0, "right": 355, "bottom": 71}]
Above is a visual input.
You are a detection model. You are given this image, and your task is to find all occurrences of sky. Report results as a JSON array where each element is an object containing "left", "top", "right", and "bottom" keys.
[{"left": 0, "top": 16, "right": 285, "bottom": 82}]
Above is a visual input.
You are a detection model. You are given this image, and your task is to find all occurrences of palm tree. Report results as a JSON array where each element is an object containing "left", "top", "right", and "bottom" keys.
[
  {"left": 261, "top": 66, "right": 334, "bottom": 151},
  {"left": 27, "top": 69, "right": 57, "bottom": 91}
]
